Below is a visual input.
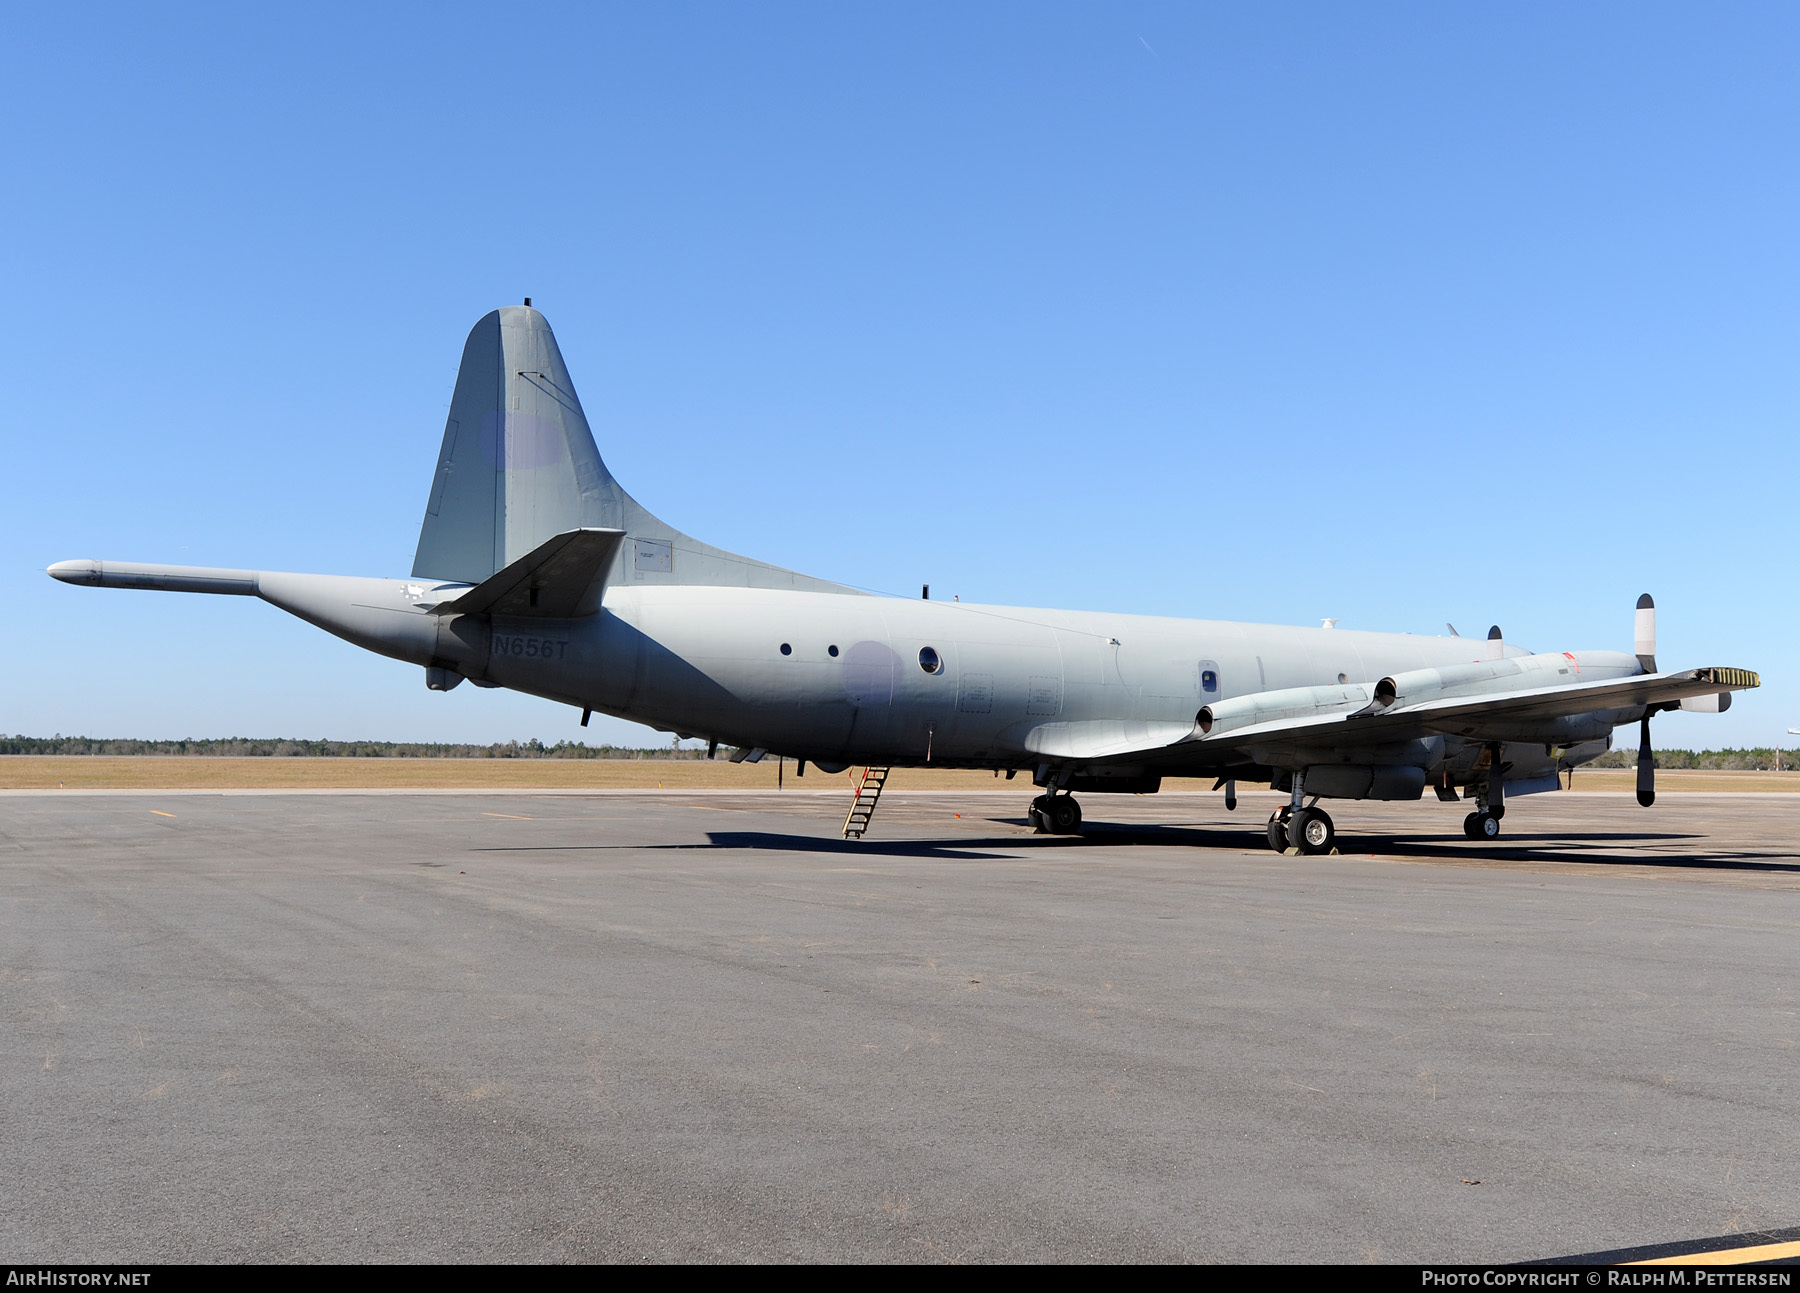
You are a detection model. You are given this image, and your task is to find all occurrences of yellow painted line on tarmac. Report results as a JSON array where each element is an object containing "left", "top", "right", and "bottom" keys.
[
  {"left": 149, "top": 810, "right": 175, "bottom": 818},
  {"left": 1629, "top": 1239, "right": 1800, "bottom": 1265},
  {"left": 481, "top": 812, "right": 534, "bottom": 820}
]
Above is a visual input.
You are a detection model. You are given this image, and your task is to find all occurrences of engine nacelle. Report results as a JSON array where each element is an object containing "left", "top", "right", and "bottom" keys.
[
  {"left": 1359, "top": 650, "right": 1642, "bottom": 716},
  {"left": 1197, "top": 680, "right": 1377, "bottom": 738}
]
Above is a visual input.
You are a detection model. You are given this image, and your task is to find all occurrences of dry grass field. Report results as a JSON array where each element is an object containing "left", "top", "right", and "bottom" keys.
[
  {"left": 0, "top": 756, "right": 1046, "bottom": 792},
  {"left": 1559, "top": 767, "right": 1800, "bottom": 794},
  {"left": 1, "top": 757, "right": 1795, "bottom": 794}
]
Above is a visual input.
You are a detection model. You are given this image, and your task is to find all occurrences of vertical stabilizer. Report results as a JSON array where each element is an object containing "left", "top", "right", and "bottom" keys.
[
  {"left": 413, "top": 305, "right": 856, "bottom": 594},
  {"left": 414, "top": 306, "right": 618, "bottom": 583}
]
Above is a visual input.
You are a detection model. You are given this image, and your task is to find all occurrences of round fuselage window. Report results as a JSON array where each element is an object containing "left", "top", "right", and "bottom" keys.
[{"left": 918, "top": 646, "right": 942, "bottom": 674}]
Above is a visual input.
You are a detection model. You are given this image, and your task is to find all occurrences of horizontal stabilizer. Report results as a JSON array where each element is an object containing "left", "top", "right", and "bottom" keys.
[{"left": 429, "top": 527, "right": 624, "bottom": 618}]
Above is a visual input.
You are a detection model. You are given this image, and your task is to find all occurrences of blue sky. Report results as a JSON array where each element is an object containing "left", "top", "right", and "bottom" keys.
[{"left": 3, "top": 3, "right": 1795, "bottom": 748}]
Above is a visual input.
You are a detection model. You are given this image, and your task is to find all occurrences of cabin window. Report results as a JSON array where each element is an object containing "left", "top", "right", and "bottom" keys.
[
  {"left": 1201, "top": 669, "right": 1218, "bottom": 694},
  {"left": 918, "top": 646, "right": 942, "bottom": 675},
  {"left": 780, "top": 643, "right": 792, "bottom": 656},
  {"left": 828, "top": 644, "right": 839, "bottom": 657}
]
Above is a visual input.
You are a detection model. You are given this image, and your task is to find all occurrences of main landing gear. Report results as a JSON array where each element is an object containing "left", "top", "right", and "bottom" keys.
[
  {"left": 1463, "top": 811, "right": 1501, "bottom": 840},
  {"left": 1265, "top": 769, "right": 1336, "bottom": 854},
  {"left": 1462, "top": 743, "right": 1506, "bottom": 841},
  {"left": 1030, "top": 793, "right": 1083, "bottom": 835},
  {"left": 1267, "top": 805, "right": 1336, "bottom": 854}
]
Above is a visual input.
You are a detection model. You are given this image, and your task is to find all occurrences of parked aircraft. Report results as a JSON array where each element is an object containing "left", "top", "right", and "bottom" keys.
[{"left": 49, "top": 304, "right": 1759, "bottom": 851}]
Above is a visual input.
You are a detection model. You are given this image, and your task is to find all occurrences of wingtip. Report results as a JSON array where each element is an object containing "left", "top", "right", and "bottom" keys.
[{"left": 47, "top": 559, "right": 101, "bottom": 584}]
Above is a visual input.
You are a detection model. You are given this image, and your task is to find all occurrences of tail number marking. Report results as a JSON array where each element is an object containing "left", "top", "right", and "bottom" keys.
[{"left": 494, "top": 635, "right": 569, "bottom": 660}]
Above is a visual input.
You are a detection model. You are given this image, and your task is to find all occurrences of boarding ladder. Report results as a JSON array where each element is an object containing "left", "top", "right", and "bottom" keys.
[{"left": 841, "top": 766, "right": 892, "bottom": 839}]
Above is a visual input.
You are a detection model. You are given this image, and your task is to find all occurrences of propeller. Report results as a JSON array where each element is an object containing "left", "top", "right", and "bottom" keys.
[{"left": 1635, "top": 594, "right": 1657, "bottom": 806}]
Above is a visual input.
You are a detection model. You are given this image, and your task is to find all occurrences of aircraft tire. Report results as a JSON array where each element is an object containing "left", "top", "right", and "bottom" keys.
[
  {"left": 1046, "top": 795, "right": 1082, "bottom": 834},
  {"left": 1266, "top": 812, "right": 1289, "bottom": 852},
  {"left": 1289, "top": 807, "right": 1335, "bottom": 854},
  {"left": 1463, "top": 811, "right": 1500, "bottom": 841}
]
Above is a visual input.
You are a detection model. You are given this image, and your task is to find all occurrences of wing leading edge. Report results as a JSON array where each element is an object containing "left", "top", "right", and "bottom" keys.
[
  {"left": 1196, "top": 665, "right": 1758, "bottom": 753},
  {"left": 1041, "top": 663, "right": 1759, "bottom": 767}
]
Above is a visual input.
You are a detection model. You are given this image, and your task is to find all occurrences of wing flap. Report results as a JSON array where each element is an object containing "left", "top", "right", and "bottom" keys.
[{"left": 1020, "top": 719, "right": 1197, "bottom": 761}]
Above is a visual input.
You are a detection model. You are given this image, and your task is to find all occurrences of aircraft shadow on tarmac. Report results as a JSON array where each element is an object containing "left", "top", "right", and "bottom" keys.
[
  {"left": 1314, "top": 830, "right": 1800, "bottom": 872},
  {"left": 473, "top": 821, "right": 1799, "bottom": 873},
  {"left": 694, "top": 820, "right": 1800, "bottom": 875},
  {"left": 474, "top": 835, "right": 1025, "bottom": 860}
]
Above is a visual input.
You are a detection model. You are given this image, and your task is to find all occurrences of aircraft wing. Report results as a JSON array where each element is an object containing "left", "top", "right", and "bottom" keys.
[
  {"left": 1193, "top": 666, "right": 1759, "bottom": 752},
  {"left": 1033, "top": 666, "right": 1759, "bottom": 770},
  {"left": 1351, "top": 666, "right": 1756, "bottom": 731}
]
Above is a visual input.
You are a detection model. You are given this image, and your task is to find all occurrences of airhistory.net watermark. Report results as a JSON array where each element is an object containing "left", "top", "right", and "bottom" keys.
[{"left": 5, "top": 1275, "right": 152, "bottom": 1287}]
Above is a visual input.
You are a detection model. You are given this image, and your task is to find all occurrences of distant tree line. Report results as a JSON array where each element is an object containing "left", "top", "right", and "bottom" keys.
[
  {"left": 0, "top": 735, "right": 722, "bottom": 760},
  {"left": 1583, "top": 748, "right": 1797, "bottom": 772},
  {"left": 4, "top": 735, "right": 1794, "bottom": 770}
]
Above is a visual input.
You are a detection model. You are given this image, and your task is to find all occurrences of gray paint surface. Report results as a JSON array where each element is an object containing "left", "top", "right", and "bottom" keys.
[
  {"left": 3, "top": 790, "right": 1796, "bottom": 1263},
  {"left": 45, "top": 305, "right": 1758, "bottom": 838}
]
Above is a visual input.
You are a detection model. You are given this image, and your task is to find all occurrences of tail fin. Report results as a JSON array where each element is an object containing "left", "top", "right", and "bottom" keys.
[
  {"left": 414, "top": 305, "right": 616, "bottom": 583},
  {"left": 413, "top": 305, "right": 854, "bottom": 596}
]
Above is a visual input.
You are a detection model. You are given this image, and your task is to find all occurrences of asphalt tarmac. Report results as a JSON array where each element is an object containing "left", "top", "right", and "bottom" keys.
[{"left": 2, "top": 788, "right": 1797, "bottom": 1263}]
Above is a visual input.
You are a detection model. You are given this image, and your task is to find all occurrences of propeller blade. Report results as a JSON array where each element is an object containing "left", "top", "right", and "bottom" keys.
[
  {"left": 1489, "top": 744, "right": 1505, "bottom": 819},
  {"left": 1635, "top": 594, "right": 1657, "bottom": 672},
  {"left": 1637, "top": 715, "right": 1655, "bottom": 807}
]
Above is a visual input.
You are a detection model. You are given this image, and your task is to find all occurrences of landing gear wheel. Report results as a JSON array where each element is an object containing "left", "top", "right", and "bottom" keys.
[
  {"left": 1289, "top": 807, "right": 1335, "bottom": 854},
  {"left": 1028, "top": 795, "right": 1050, "bottom": 833},
  {"left": 1266, "top": 810, "right": 1290, "bottom": 852},
  {"left": 1463, "top": 811, "right": 1500, "bottom": 841},
  {"left": 1046, "top": 795, "right": 1082, "bottom": 835}
]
